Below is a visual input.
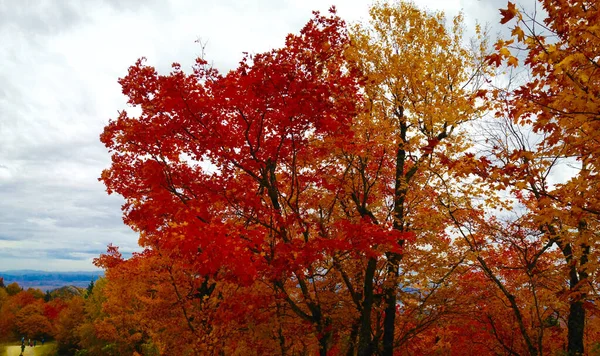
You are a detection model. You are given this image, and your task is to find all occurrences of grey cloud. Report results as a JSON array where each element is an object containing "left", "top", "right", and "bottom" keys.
[
  {"left": 0, "top": 0, "right": 87, "bottom": 36},
  {"left": 0, "top": 246, "right": 133, "bottom": 261},
  {"left": 101, "top": 0, "right": 171, "bottom": 13},
  {"left": 0, "top": 235, "right": 20, "bottom": 241},
  {"left": 44, "top": 249, "right": 105, "bottom": 261}
]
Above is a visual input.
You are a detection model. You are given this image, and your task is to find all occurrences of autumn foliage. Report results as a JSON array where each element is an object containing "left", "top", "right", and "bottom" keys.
[
  {"left": 0, "top": 282, "right": 76, "bottom": 345},
  {"left": 95, "top": 1, "right": 600, "bottom": 355},
  {"left": 3, "top": 0, "right": 598, "bottom": 355}
]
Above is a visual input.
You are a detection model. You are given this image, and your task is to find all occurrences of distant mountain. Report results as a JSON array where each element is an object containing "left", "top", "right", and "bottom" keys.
[
  {"left": 0, "top": 270, "right": 103, "bottom": 291},
  {"left": 49, "top": 285, "right": 86, "bottom": 299}
]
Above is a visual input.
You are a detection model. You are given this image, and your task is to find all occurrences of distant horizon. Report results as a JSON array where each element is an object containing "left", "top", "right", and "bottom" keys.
[
  {"left": 0, "top": 270, "right": 104, "bottom": 292},
  {"left": 0, "top": 269, "right": 104, "bottom": 274}
]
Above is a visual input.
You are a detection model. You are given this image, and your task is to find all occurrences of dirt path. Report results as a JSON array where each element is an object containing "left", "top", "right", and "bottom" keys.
[
  {"left": 4, "top": 344, "right": 53, "bottom": 356},
  {"left": 5, "top": 345, "right": 32, "bottom": 356}
]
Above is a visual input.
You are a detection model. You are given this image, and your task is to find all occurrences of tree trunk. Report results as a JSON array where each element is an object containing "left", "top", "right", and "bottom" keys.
[
  {"left": 357, "top": 258, "right": 377, "bottom": 356},
  {"left": 317, "top": 318, "right": 332, "bottom": 356},
  {"left": 381, "top": 114, "right": 408, "bottom": 356},
  {"left": 567, "top": 300, "right": 585, "bottom": 355},
  {"left": 347, "top": 319, "right": 360, "bottom": 356},
  {"left": 382, "top": 252, "right": 400, "bottom": 356},
  {"left": 565, "top": 240, "right": 589, "bottom": 356}
]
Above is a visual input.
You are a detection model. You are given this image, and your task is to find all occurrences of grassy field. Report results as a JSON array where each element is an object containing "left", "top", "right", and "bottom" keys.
[{"left": 1, "top": 342, "right": 57, "bottom": 356}]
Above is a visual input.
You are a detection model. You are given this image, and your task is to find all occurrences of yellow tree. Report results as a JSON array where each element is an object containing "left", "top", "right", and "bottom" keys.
[
  {"left": 77, "top": 278, "right": 111, "bottom": 356},
  {"left": 346, "top": 1, "right": 489, "bottom": 354},
  {"left": 6, "top": 282, "right": 22, "bottom": 296}
]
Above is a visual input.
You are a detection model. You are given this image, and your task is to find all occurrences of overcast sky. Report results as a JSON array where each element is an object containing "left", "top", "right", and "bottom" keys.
[{"left": 0, "top": 0, "right": 513, "bottom": 271}]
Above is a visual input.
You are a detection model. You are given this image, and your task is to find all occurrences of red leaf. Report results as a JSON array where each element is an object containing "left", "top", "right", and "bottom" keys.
[
  {"left": 486, "top": 53, "right": 503, "bottom": 67},
  {"left": 499, "top": 2, "right": 517, "bottom": 24}
]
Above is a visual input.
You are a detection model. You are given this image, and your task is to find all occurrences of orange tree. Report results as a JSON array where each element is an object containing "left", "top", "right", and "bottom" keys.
[
  {"left": 0, "top": 288, "right": 38, "bottom": 341},
  {"left": 94, "top": 246, "right": 288, "bottom": 355},
  {"left": 441, "top": 196, "right": 568, "bottom": 355},
  {"left": 14, "top": 301, "right": 53, "bottom": 341},
  {"left": 486, "top": 1, "right": 600, "bottom": 354}
]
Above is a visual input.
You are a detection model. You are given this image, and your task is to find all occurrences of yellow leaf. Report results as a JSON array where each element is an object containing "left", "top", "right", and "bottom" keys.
[
  {"left": 499, "top": 47, "right": 511, "bottom": 57},
  {"left": 579, "top": 73, "right": 589, "bottom": 83},
  {"left": 511, "top": 26, "right": 525, "bottom": 41}
]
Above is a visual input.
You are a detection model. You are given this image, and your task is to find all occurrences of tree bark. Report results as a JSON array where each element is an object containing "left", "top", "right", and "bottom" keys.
[
  {"left": 357, "top": 258, "right": 377, "bottom": 356},
  {"left": 567, "top": 300, "right": 585, "bottom": 355},
  {"left": 565, "top": 240, "right": 588, "bottom": 356},
  {"left": 382, "top": 252, "right": 400, "bottom": 356},
  {"left": 381, "top": 112, "right": 409, "bottom": 356},
  {"left": 347, "top": 319, "right": 360, "bottom": 356}
]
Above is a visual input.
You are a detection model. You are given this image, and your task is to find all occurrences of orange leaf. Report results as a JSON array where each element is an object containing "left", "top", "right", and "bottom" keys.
[{"left": 511, "top": 26, "right": 525, "bottom": 41}]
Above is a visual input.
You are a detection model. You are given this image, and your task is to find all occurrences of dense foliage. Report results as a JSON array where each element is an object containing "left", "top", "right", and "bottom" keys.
[{"left": 3, "top": 1, "right": 599, "bottom": 355}]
